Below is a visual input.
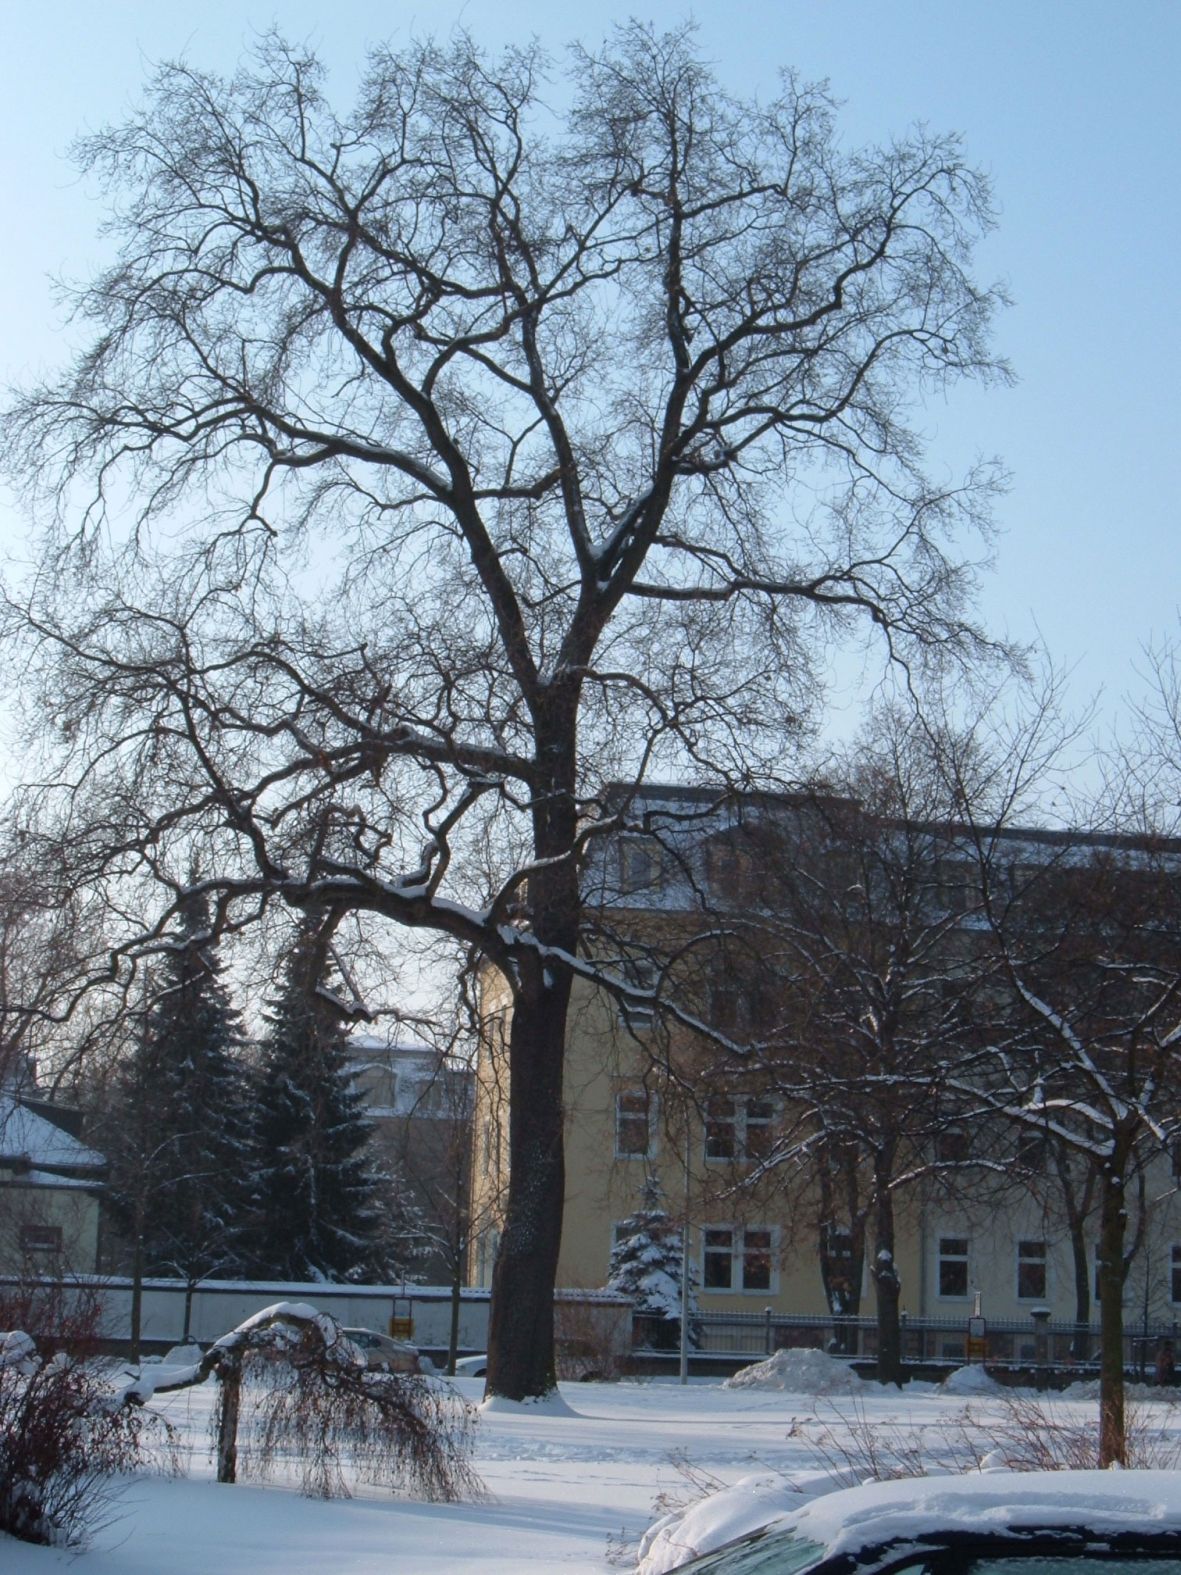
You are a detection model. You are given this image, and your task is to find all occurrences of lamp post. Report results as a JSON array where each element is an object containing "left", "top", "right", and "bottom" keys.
[{"left": 679, "top": 1127, "right": 691, "bottom": 1385}]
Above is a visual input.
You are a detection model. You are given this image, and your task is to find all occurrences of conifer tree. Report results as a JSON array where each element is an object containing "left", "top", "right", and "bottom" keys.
[
  {"left": 607, "top": 1175, "right": 698, "bottom": 1350},
  {"left": 103, "top": 890, "right": 250, "bottom": 1340},
  {"left": 250, "top": 909, "right": 420, "bottom": 1283}
]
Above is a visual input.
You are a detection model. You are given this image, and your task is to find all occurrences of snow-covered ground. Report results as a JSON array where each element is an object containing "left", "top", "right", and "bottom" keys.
[{"left": 5, "top": 1358, "right": 1181, "bottom": 1573}]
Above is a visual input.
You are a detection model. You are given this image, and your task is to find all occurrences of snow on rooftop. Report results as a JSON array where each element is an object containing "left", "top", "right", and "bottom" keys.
[{"left": 0, "top": 1097, "right": 105, "bottom": 1172}]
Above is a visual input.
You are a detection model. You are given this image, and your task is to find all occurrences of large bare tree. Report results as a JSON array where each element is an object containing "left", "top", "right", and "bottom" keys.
[{"left": 1, "top": 25, "right": 1007, "bottom": 1397}]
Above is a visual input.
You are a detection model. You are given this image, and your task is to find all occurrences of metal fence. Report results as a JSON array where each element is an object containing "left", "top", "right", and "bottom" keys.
[{"left": 635, "top": 1308, "right": 1181, "bottom": 1376}]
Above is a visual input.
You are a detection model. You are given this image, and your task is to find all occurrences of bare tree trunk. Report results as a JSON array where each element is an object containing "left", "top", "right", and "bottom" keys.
[
  {"left": 447, "top": 1265, "right": 462, "bottom": 1377},
  {"left": 486, "top": 980, "right": 568, "bottom": 1399},
  {"left": 129, "top": 1201, "right": 144, "bottom": 1364},
  {"left": 1097, "top": 1164, "right": 1128, "bottom": 1466},
  {"left": 872, "top": 1182, "right": 903, "bottom": 1388},
  {"left": 215, "top": 1353, "right": 242, "bottom": 1484}
]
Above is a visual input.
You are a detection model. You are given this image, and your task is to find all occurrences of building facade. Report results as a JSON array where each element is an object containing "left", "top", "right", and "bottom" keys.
[{"left": 469, "top": 784, "right": 1181, "bottom": 1354}]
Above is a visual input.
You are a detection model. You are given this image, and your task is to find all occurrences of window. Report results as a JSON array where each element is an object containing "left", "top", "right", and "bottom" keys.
[
  {"left": 619, "top": 838, "right": 669, "bottom": 896},
  {"left": 19, "top": 1225, "right": 62, "bottom": 1254},
  {"left": 936, "top": 1128, "right": 968, "bottom": 1164},
  {"left": 1016, "top": 1133, "right": 1046, "bottom": 1172},
  {"left": 615, "top": 1090, "right": 657, "bottom": 1159},
  {"left": 705, "top": 1097, "right": 737, "bottom": 1160},
  {"left": 1172, "top": 1245, "right": 1181, "bottom": 1304},
  {"left": 745, "top": 1099, "right": 775, "bottom": 1159},
  {"left": 702, "top": 1225, "right": 776, "bottom": 1292},
  {"left": 704, "top": 1096, "right": 777, "bottom": 1162},
  {"left": 1017, "top": 1239, "right": 1047, "bottom": 1300},
  {"left": 938, "top": 1236, "right": 969, "bottom": 1298}
]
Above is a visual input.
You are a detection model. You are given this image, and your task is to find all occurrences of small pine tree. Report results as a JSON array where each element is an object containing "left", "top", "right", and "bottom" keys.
[
  {"left": 249, "top": 909, "right": 422, "bottom": 1283},
  {"left": 104, "top": 891, "right": 251, "bottom": 1299},
  {"left": 607, "top": 1175, "right": 698, "bottom": 1350}
]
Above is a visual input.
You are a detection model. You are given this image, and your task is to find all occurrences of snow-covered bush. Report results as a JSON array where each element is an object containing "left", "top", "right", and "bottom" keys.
[
  {"left": 0, "top": 1286, "right": 167, "bottom": 1547},
  {"left": 139, "top": 1302, "right": 482, "bottom": 1502}
]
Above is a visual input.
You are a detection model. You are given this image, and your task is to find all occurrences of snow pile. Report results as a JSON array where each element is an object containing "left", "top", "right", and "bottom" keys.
[
  {"left": 480, "top": 1389, "right": 578, "bottom": 1417},
  {"left": 941, "top": 1364, "right": 1003, "bottom": 1396},
  {"left": 725, "top": 1347, "right": 863, "bottom": 1395},
  {"left": 0, "top": 1330, "right": 36, "bottom": 1372}
]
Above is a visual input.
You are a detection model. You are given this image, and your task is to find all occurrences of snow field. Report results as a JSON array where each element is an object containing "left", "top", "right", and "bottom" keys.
[{"left": 4, "top": 1367, "right": 1181, "bottom": 1573}]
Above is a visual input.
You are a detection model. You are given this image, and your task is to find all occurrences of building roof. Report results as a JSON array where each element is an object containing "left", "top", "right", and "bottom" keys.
[{"left": 0, "top": 1097, "right": 106, "bottom": 1176}]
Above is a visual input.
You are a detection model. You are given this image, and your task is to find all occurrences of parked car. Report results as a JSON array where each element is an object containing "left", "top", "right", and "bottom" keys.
[
  {"left": 452, "top": 1353, "right": 488, "bottom": 1377},
  {"left": 341, "top": 1327, "right": 421, "bottom": 1373},
  {"left": 652, "top": 1469, "right": 1181, "bottom": 1574}
]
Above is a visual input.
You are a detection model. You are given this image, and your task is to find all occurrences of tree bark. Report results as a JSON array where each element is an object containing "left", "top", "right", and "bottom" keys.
[
  {"left": 129, "top": 1200, "right": 144, "bottom": 1364},
  {"left": 1096, "top": 1163, "right": 1128, "bottom": 1466},
  {"left": 215, "top": 1353, "right": 242, "bottom": 1484},
  {"left": 485, "top": 979, "right": 569, "bottom": 1399},
  {"left": 871, "top": 1183, "right": 903, "bottom": 1387},
  {"left": 447, "top": 1267, "right": 462, "bottom": 1377}
]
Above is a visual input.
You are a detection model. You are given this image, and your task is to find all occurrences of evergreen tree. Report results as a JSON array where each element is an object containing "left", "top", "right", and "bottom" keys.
[
  {"left": 607, "top": 1175, "right": 698, "bottom": 1350},
  {"left": 103, "top": 891, "right": 250, "bottom": 1335},
  {"left": 249, "top": 909, "right": 420, "bottom": 1283}
]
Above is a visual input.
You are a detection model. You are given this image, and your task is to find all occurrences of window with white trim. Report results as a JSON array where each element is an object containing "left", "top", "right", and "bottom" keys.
[
  {"left": 704, "top": 1096, "right": 776, "bottom": 1162},
  {"left": 615, "top": 1090, "right": 657, "bottom": 1159},
  {"left": 937, "top": 1236, "right": 969, "bottom": 1298},
  {"left": 701, "top": 1225, "right": 775, "bottom": 1292},
  {"left": 1016, "top": 1239, "right": 1047, "bottom": 1300}
]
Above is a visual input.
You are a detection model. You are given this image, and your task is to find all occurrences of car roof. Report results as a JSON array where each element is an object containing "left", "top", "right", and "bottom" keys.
[{"left": 780, "top": 1471, "right": 1181, "bottom": 1564}]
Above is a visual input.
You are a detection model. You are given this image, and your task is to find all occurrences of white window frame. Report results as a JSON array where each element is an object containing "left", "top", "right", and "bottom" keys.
[
  {"left": 1016, "top": 1238, "right": 1048, "bottom": 1301},
  {"left": 936, "top": 1235, "right": 970, "bottom": 1300},
  {"left": 614, "top": 1089, "right": 658, "bottom": 1159},
  {"left": 704, "top": 1096, "right": 777, "bottom": 1163},
  {"left": 700, "top": 1223, "right": 778, "bottom": 1293}
]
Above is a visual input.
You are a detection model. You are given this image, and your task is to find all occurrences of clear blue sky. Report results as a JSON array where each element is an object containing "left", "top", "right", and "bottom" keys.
[{"left": 2, "top": 1, "right": 1177, "bottom": 732}]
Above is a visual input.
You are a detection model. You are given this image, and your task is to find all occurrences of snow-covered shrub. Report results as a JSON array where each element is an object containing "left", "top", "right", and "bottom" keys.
[
  {"left": 183, "top": 1302, "right": 481, "bottom": 1501},
  {"left": 0, "top": 1286, "right": 166, "bottom": 1546},
  {"left": 961, "top": 1390, "right": 1181, "bottom": 1472}
]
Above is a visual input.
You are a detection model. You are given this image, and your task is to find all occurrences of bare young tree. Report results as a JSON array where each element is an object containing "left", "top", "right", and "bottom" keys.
[
  {"left": 730, "top": 714, "right": 1005, "bottom": 1384},
  {"left": 936, "top": 694, "right": 1181, "bottom": 1467},
  {"left": 1, "top": 25, "right": 1008, "bottom": 1398}
]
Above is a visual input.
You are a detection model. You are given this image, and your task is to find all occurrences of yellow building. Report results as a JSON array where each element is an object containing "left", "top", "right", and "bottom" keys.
[{"left": 469, "top": 785, "right": 1181, "bottom": 1359}]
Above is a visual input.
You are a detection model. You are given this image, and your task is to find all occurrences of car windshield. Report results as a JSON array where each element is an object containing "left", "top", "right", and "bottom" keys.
[
  {"left": 681, "top": 1540, "right": 1181, "bottom": 1575},
  {"left": 678, "top": 1530, "right": 826, "bottom": 1572}
]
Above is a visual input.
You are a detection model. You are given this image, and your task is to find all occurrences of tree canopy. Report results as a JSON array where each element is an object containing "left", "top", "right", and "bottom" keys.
[{"left": 2, "top": 23, "right": 1008, "bottom": 1397}]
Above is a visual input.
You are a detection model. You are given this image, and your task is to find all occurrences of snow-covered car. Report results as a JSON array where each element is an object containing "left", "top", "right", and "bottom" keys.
[
  {"left": 649, "top": 1469, "right": 1181, "bottom": 1574},
  {"left": 452, "top": 1353, "right": 488, "bottom": 1377},
  {"left": 340, "top": 1327, "right": 420, "bottom": 1373}
]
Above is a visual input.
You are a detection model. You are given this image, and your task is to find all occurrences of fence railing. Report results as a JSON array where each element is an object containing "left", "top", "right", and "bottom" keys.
[{"left": 633, "top": 1308, "right": 1181, "bottom": 1374}]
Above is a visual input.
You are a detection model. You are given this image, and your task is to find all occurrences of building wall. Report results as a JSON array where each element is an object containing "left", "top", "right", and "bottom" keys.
[
  {"left": 349, "top": 1038, "right": 474, "bottom": 1286},
  {"left": 472, "top": 971, "right": 1181, "bottom": 1334},
  {"left": 0, "top": 1180, "right": 102, "bottom": 1275}
]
